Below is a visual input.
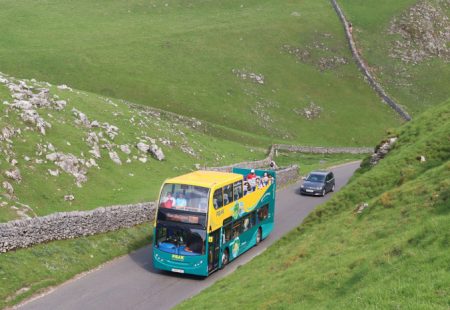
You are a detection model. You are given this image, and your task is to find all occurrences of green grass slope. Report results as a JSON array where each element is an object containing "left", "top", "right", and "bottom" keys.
[
  {"left": 0, "top": 73, "right": 265, "bottom": 222},
  {"left": 339, "top": 0, "right": 450, "bottom": 115},
  {"left": 0, "top": 0, "right": 400, "bottom": 146},
  {"left": 177, "top": 100, "right": 450, "bottom": 309}
]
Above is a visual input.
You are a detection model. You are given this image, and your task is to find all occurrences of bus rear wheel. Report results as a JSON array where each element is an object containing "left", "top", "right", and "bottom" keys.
[
  {"left": 256, "top": 228, "right": 262, "bottom": 245},
  {"left": 221, "top": 249, "right": 229, "bottom": 268}
]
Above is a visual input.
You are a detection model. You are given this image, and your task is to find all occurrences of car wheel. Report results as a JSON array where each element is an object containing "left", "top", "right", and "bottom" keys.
[
  {"left": 322, "top": 189, "right": 326, "bottom": 196},
  {"left": 331, "top": 184, "right": 335, "bottom": 192}
]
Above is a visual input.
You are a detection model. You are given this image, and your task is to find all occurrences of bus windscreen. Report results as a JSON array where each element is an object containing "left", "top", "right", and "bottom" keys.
[{"left": 158, "top": 183, "right": 209, "bottom": 213}]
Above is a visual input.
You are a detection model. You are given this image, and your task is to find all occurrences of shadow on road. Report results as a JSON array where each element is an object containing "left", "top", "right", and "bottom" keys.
[{"left": 127, "top": 244, "right": 206, "bottom": 281}]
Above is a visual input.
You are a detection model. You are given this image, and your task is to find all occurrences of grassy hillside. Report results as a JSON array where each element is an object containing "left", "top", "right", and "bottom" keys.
[
  {"left": 339, "top": 0, "right": 450, "bottom": 115},
  {"left": 0, "top": 0, "right": 400, "bottom": 146},
  {"left": 0, "top": 73, "right": 266, "bottom": 222},
  {"left": 177, "top": 100, "right": 450, "bottom": 309}
]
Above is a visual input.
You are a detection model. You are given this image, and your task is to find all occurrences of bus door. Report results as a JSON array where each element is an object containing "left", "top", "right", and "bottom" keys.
[{"left": 208, "top": 229, "right": 221, "bottom": 272}]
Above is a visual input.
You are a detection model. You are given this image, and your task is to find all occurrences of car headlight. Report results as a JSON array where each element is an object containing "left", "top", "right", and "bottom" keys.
[{"left": 300, "top": 185, "right": 304, "bottom": 188}]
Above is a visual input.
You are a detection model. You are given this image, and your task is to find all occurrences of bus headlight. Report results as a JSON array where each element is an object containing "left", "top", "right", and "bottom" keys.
[{"left": 193, "top": 260, "right": 203, "bottom": 267}]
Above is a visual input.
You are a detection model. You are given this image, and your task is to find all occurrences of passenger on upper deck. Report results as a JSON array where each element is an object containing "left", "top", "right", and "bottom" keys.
[
  {"left": 256, "top": 177, "right": 264, "bottom": 190},
  {"left": 247, "top": 169, "right": 257, "bottom": 191},
  {"left": 262, "top": 172, "right": 269, "bottom": 187},
  {"left": 161, "top": 192, "right": 175, "bottom": 208},
  {"left": 175, "top": 192, "right": 187, "bottom": 207}
]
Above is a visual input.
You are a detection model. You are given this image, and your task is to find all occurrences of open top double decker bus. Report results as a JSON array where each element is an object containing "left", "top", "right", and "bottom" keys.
[{"left": 152, "top": 168, "right": 276, "bottom": 276}]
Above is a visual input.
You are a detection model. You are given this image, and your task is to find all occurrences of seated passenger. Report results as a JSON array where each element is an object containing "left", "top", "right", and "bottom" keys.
[
  {"left": 161, "top": 192, "right": 175, "bottom": 208},
  {"left": 256, "top": 177, "right": 264, "bottom": 189},
  {"left": 223, "top": 193, "right": 229, "bottom": 205},
  {"left": 246, "top": 181, "right": 252, "bottom": 193},
  {"left": 247, "top": 169, "right": 257, "bottom": 191},
  {"left": 262, "top": 172, "right": 269, "bottom": 187},
  {"left": 268, "top": 174, "right": 274, "bottom": 185},
  {"left": 175, "top": 192, "right": 187, "bottom": 207}
]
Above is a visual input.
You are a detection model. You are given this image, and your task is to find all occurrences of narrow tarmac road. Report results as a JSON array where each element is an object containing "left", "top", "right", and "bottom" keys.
[{"left": 19, "top": 161, "right": 361, "bottom": 310}]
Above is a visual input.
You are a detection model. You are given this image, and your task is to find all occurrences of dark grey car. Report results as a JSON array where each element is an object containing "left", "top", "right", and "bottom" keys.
[{"left": 300, "top": 171, "right": 335, "bottom": 196}]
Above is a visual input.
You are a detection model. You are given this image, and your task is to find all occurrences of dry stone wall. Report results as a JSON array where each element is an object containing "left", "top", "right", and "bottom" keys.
[
  {"left": 330, "top": 0, "right": 412, "bottom": 121},
  {"left": 273, "top": 144, "right": 372, "bottom": 154},
  {"left": 205, "top": 144, "right": 372, "bottom": 172},
  {"left": 0, "top": 203, "right": 155, "bottom": 253},
  {"left": 276, "top": 165, "right": 300, "bottom": 187}
]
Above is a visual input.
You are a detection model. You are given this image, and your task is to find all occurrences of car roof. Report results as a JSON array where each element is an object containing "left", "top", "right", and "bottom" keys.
[{"left": 309, "top": 170, "right": 331, "bottom": 175}]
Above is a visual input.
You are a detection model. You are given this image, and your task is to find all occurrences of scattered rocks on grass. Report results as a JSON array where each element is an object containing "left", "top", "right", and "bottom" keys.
[
  {"left": 102, "top": 123, "right": 119, "bottom": 140},
  {"left": 232, "top": 69, "right": 265, "bottom": 84},
  {"left": 57, "top": 84, "right": 73, "bottom": 91},
  {"left": 47, "top": 152, "right": 88, "bottom": 186},
  {"left": 2, "top": 181, "right": 15, "bottom": 199},
  {"left": 20, "top": 110, "right": 51, "bottom": 135},
  {"left": 180, "top": 145, "right": 197, "bottom": 157},
  {"left": 89, "top": 145, "right": 101, "bottom": 159},
  {"left": 355, "top": 203, "right": 369, "bottom": 214},
  {"left": 64, "top": 194, "right": 75, "bottom": 201},
  {"left": 318, "top": 56, "right": 348, "bottom": 71},
  {"left": 417, "top": 155, "right": 427, "bottom": 162},
  {"left": 109, "top": 151, "right": 122, "bottom": 165},
  {"left": 72, "top": 108, "right": 90, "bottom": 127},
  {"left": 120, "top": 144, "right": 131, "bottom": 155},
  {"left": 149, "top": 144, "right": 165, "bottom": 161},
  {"left": 136, "top": 142, "right": 150, "bottom": 153},
  {"left": 282, "top": 34, "right": 348, "bottom": 71},
  {"left": 0, "top": 77, "right": 68, "bottom": 136},
  {"left": 294, "top": 102, "right": 323, "bottom": 120},
  {"left": 48, "top": 169, "right": 60, "bottom": 176},
  {"left": 370, "top": 137, "right": 398, "bottom": 165},
  {"left": 5, "top": 168, "right": 22, "bottom": 183},
  {"left": 388, "top": 0, "right": 450, "bottom": 64}
]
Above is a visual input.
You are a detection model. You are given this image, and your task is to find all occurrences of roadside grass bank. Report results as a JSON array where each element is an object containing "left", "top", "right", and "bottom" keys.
[
  {"left": 0, "top": 0, "right": 400, "bottom": 145},
  {"left": 0, "top": 153, "right": 363, "bottom": 309},
  {"left": 176, "top": 100, "right": 450, "bottom": 309},
  {"left": 0, "top": 224, "right": 151, "bottom": 309}
]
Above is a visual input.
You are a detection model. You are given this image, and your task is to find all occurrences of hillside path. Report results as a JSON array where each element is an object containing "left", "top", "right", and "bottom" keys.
[{"left": 18, "top": 161, "right": 361, "bottom": 310}]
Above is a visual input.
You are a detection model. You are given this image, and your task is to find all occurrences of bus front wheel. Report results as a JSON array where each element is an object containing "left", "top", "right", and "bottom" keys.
[
  {"left": 221, "top": 249, "right": 229, "bottom": 268},
  {"left": 256, "top": 227, "right": 262, "bottom": 245}
]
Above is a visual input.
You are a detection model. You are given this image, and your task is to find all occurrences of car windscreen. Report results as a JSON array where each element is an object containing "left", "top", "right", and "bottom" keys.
[
  {"left": 306, "top": 174, "right": 325, "bottom": 182},
  {"left": 158, "top": 183, "right": 209, "bottom": 213}
]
